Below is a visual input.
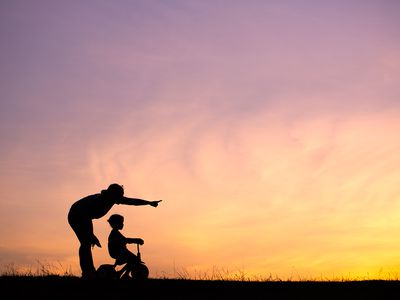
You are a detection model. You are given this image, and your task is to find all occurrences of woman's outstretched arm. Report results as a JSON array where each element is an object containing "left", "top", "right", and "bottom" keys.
[{"left": 119, "top": 197, "right": 162, "bottom": 207}]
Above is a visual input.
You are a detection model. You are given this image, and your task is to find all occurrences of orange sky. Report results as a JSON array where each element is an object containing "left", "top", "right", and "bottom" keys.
[{"left": 1, "top": 1, "right": 400, "bottom": 280}]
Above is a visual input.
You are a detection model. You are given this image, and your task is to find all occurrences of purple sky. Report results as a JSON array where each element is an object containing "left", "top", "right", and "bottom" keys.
[{"left": 1, "top": 1, "right": 400, "bottom": 279}]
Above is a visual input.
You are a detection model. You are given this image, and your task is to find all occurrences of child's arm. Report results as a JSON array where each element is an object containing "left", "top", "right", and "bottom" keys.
[{"left": 126, "top": 237, "right": 144, "bottom": 245}]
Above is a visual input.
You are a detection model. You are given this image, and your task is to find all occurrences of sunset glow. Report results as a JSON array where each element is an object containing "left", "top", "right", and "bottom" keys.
[{"left": 1, "top": 1, "right": 400, "bottom": 280}]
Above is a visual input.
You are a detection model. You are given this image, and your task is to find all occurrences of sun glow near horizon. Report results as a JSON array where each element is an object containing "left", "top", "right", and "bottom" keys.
[{"left": 2, "top": 108, "right": 400, "bottom": 281}]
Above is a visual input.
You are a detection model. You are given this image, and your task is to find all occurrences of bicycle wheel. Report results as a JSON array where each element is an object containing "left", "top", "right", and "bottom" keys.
[
  {"left": 131, "top": 263, "right": 149, "bottom": 280},
  {"left": 96, "top": 264, "right": 118, "bottom": 280}
]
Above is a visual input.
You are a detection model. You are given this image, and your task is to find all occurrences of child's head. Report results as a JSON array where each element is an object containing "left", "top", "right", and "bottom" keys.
[{"left": 107, "top": 214, "right": 124, "bottom": 229}]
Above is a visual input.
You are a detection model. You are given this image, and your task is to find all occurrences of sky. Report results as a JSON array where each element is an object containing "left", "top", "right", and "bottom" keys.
[{"left": 1, "top": 0, "right": 400, "bottom": 280}]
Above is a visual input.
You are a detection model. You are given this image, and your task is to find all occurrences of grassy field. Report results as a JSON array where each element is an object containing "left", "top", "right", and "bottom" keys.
[{"left": 1, "top": 276, "right": 400, "bottom": 300}]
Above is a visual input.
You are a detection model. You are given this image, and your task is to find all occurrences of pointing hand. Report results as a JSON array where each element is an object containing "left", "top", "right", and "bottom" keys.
[{"left": 150, "top": 200, "right": 162, "bottom": 207}]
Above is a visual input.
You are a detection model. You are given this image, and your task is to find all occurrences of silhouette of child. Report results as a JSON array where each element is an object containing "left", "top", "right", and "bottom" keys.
[{"left": 107, "top": 214, "right": 143, "bottom": 278}]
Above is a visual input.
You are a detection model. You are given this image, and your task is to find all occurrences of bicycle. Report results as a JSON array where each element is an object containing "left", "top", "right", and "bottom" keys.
[{"left": 96, "top": 243, "right": 149, "bottom": 280}]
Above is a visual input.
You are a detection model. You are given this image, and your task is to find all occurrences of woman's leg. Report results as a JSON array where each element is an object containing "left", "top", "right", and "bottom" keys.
[
  {"left": 79, "top": 242, "right": 96, "bottom": 278},
  {"left": 68, "top": 215, "right": 96, "bottom": 278}
]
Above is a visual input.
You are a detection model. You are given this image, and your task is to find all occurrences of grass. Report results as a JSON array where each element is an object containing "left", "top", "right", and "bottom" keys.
[
  {"left": 2, "top": 263, "right": 400, "bottom": 299},
  {"left": 0, "top": 261, "right": 75, "bottom": 277},
  {"left": 2, "top": 261, "right": 400, "bottom": 282}
]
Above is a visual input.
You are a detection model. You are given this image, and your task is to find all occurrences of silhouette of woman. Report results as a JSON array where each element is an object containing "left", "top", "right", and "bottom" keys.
[{"left": 67, "top": 183, "right": 161, "bottom": 278}]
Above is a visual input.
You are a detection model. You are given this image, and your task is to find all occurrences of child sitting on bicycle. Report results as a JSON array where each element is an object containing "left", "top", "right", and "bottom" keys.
[{"left": 107, "top": 214, "right": 144, "bottom": 278}]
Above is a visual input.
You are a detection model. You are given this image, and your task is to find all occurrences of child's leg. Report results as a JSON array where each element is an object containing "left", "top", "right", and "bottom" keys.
[
  {"left": 116, "top": 263, "right": 128, "bottom": 278},
  {"left": 127, "top": 252, "right": 139, "bottom": 266}
]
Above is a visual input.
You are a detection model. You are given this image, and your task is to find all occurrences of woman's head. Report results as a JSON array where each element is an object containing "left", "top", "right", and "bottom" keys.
[{"left": 104, "top": 183, "right": 124, "bottom": 198}]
